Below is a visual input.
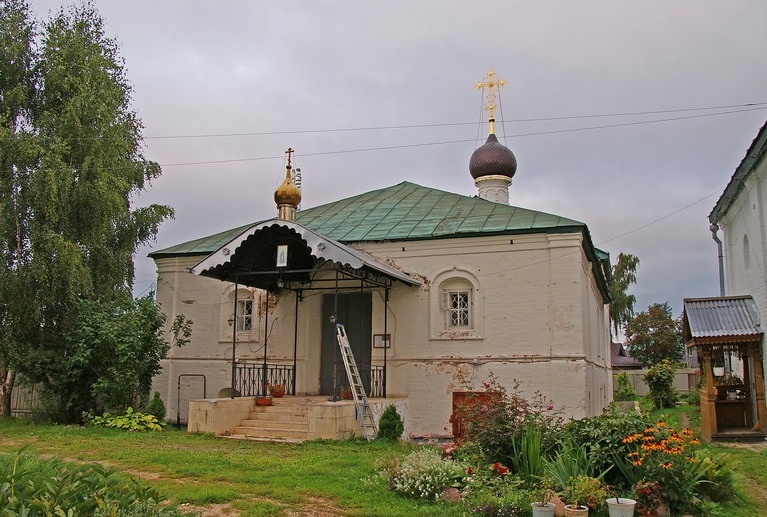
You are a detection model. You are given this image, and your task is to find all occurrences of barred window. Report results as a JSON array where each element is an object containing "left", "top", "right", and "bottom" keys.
[
  {"left": 447, "top": 290, "right": 471, "bottom": 328},
  {"left": 236, "top": 298, "right": 253, "bottom": 332}
]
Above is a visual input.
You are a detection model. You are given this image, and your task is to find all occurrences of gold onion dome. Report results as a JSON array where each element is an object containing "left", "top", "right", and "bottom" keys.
[
  {"left": 275, "top": 167, "right": 301, "bottom": 206},
  {"left": 469, "top": 133, "right": 517, "bottom": 179}
]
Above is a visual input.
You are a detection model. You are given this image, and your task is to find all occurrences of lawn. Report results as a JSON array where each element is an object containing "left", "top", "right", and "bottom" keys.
[
  {"left": 0, "top": 406, "right": 766, "bottom": 517},
  {"left": 0, "top": 418, "right": 460, "bottom": 517}
]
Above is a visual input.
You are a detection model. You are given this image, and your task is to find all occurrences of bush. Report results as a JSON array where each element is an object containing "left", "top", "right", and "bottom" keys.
[
  {"left": 381, "top": 447, "right": 467, "bottom": 500},
  {"left": 453, "top": 376, "right": 563, "bottom": 467},
  {"left": 644, "top": 359, "right": 678, "bottom": 410},
  {"left": 614, "top": 372, "right": 637, "bottom": 401},
  {"left": 561, "top": 406, "right": 648, "bottom": 488},
  {"left": 0, "top": 451, "right": 190, "bottom": 516},
  {"left": 376, "top": 404, "right": 404, "bottom": 441},
  {"left": 145, "top": 391, "right": 167, "bottom": 422}
]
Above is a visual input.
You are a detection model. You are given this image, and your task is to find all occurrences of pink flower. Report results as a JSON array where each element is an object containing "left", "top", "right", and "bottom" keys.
[
  {"left": 481, "top": 405, "right": 488, "bottom": 412},
  {"left": 546, "top": 403, "right": 554, "bottom": 411},
  {"left": 483, "top": 382, "right": 491, "bottom": 389}
]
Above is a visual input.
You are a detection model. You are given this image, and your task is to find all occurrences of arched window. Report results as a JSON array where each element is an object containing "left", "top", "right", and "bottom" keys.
[
  {"left": 430, "top": 268, "right": 482, "bottom": 339},
  {"left": 220, "top": 287, "right": 260, "bottom": 342},
  {"left": 743, "top": 234, "right": 751, "bottom": 269}
]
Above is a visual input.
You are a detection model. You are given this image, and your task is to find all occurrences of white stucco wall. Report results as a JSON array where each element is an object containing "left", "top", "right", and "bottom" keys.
[{"left": 151, "top": 230, "right": 610, "bottom": 434}]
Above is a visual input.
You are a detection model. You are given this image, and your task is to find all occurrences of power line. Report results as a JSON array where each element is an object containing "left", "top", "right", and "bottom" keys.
[
  {"left": 144, "top": 102, "right": 767, "bottom": 140},
  {"left": 160, "top": 105, "right": 767, "bottom": 168}
]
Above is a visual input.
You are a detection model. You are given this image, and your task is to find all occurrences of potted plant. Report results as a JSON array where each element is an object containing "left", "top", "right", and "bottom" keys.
[
  {"left": 633, "top": 479, "right": 664, "bottom": 516},
  {"left": 531, "top": 487, "right": 557, "bottom": 517},
  {"left": 268, "top": 383, "right": 286, "bottom": 398},
  {"left": 255, "top": 395, "right": 273, "bottom": 406},
  {"left": 712, "top": 359, "right": 725, "bottom": 377},
  {"left": 563, "top": 475, "right": 608, "bottom": 516},
  {"left": 606, "top": 488, "right": 636, "bottom": 517},
  {"left": 339, "top": 386, "right": 354, "bottom": 400}
]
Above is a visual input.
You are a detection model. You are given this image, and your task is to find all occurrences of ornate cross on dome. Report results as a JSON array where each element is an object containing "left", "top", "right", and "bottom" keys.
[
  {"left": 285, "top": 147, "right": 294, "bottom": 168},
  {"left": 475, "top": 69, "right": 506, "bottom": 135}
]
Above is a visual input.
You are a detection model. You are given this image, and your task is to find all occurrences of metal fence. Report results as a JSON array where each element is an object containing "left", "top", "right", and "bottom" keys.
[{"left": 234, "top": 363, "right": 385, "bottom": 398}]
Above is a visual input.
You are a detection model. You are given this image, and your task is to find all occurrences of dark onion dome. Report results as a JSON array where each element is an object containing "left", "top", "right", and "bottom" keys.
[{"left": 469, "top": 133, "right": 517, "bottom": 179}]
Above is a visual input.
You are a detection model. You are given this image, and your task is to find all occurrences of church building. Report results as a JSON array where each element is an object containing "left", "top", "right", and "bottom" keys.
[{"left": 149, "top": 72, "right": 613, "bottom": 439}]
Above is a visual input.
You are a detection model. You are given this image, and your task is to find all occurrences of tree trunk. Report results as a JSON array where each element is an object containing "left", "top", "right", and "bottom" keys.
[{"left": 0, "top": 368, "right": 16, "bottom": 417}]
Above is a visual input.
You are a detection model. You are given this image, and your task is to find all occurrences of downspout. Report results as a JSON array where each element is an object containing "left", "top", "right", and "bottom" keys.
[{"left": 710, "top": 223, "right": 725, "bottom": 297}]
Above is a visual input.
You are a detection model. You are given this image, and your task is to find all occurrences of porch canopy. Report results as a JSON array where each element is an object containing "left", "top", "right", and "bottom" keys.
[
  {"left": 190, "top": 218, "right": 419, "bottom": 399},
  {"left": 190, "top": 218, "right": 421, "bottom": 291},
  {"left": 683, "top": 296, "right": 766, "bottom": 441}
]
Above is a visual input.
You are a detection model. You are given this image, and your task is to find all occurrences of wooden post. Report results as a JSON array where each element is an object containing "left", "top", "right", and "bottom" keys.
[
  {"left": 699, "top": 348, "right": 717, "bottom": 441},
  {"left": 751, "top": 344, "right": 767, "bottom": 433}
]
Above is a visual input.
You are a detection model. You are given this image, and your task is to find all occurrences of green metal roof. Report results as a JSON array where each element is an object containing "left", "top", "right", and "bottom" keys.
[
  {"left": 150, "top": 182, "right": 587, "bottom": 258},
  {"left": 148, "top": 181, "right": 610, "bottom": 302},
  {"left": 296, "top": 181, "right": 586, "bottom": 241}
]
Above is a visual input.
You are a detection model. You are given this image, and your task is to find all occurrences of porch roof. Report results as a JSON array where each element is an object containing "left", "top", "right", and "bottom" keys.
[
  {"left": 683, "top": 296, "right": 763, "bottom": 346},
  {"left": 189, "top": 219, "right": 421, "bottom": 290}
]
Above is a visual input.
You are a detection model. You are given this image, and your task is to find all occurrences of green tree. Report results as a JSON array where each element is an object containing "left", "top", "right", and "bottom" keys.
[
  {"left": 607, "top": 253, "right": 639, "bottom": 339},
  {"left": 624, "top": 303, "right": 682, "bottom": 366},
  {"left": 0, "top": 2, "right": 173, "bottom": 420},
  {"left": 644, "top": 359, "right": 678, "bottom": 410},
  {"left": 37, "top": 296, "right": 191, "bottom": 422}
]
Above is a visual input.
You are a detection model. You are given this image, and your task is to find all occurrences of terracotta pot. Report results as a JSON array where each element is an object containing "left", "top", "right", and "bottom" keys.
[
  {"left": 565, "top": 505, "right": 589, "bottom": 517},
  {"left": 269, "top": 385, "right": 285, "bottom": 398},
  {"left": 255, "top": 396, "right": 273, "bottom": 406}
]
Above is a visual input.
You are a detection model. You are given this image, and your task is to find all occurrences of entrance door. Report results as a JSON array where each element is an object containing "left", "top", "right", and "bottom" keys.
[{"left": 320, "top": 292, "right": 372, "bottom": 395}]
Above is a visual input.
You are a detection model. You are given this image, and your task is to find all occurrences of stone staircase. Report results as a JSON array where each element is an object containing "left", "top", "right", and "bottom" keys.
[{"left": 230, "top": 397, "right": 311, "bottom": 442}]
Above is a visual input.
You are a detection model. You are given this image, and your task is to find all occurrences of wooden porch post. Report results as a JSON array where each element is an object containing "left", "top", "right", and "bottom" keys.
[
  {"left": 751, "top": 343, "right": 767, "bottom": 433},
  {"left": 699, "top": 348, "right": 717, "bottom": 441}
]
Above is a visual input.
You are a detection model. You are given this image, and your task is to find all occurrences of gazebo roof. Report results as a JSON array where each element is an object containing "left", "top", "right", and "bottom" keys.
[{"left": 683, "top": 296, "right": 762, "bottom": 346}]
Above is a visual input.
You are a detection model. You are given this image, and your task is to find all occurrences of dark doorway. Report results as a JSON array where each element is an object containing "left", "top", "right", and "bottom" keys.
[{"left": 320, "top": 292, "right": 372, "bottom": 395}]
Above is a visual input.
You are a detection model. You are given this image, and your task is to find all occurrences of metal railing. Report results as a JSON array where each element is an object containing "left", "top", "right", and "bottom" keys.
[
  {"left": 235, "top": 363, "right": 295, "bottom": 396},
  {"left": 234, "top": 363, "right": 385, "bottom": 398}
]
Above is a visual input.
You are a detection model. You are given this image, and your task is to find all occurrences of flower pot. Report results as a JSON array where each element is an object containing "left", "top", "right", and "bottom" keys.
[
  {"left": 269, "top": 385, "right": 285, "bottom": 398},
  {"left": 606, "top": 498, "right": 636, "bottom": 517},
  {"left": 565, "top": 505, "right": 589, "bottom": 517},
  {"left": 255, "top": 396, "right": 273, "bottom": 406},
  {"left": 713, "top": 366, "right": 725, "bottom": 377},
  {"left": 531, "top": 502, "right": 556, "bottom": 517}
]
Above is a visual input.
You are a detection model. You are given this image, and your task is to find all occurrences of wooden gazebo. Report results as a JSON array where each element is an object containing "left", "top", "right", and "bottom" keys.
[{"left": 683, "top": 296, "right": 767, "bottom": 441}]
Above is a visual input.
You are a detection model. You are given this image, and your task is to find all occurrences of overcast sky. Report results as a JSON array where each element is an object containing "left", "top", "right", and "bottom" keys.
[{"left": 32, "top": 1, "right": 767, "bottom": 317}]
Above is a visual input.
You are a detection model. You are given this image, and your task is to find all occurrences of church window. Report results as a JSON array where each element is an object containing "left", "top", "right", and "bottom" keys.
[
  {"left": 236, "top": 298, "right": 253, "bottom": 331},
  {"left": 445, "top": 290, "right": 471, "bottom": 328},
  {"left": 430, "top": 268, "right": 482, "bottom": 339}
]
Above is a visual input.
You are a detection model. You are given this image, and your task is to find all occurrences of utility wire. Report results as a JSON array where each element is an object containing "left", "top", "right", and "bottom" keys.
[
  {"left": 160, "top": 105, "right": 767, "bottom": 168},
  {"left": 144, "top": 102, "right": 767, "bottom": 140}
]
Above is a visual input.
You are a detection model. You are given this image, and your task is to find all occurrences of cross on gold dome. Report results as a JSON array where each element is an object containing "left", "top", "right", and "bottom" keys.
[
  {"left": 475, "top": 69, "right": 506, "bottom": 134},
  {"left": 285, "top": 147, "right": 294, "bottom": 168}
]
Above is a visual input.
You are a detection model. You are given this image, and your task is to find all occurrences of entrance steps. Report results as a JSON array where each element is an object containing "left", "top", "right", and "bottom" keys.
[{"left": 230, "top": 397, "right": 312, "bottom": 442}]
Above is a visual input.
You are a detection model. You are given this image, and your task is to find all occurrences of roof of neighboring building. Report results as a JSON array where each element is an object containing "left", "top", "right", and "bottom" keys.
[
  {"left": 610, "top": 342, "right": 643, "bottom": 369},
  {"left": 149, "top": 181, "right": 611, "bottom": 301},
  {"left": 683, "top": 296, "right": 762, "bottom": 342},
  {"left": 710, "top": 119, "right": 767, "bottom": 223}
]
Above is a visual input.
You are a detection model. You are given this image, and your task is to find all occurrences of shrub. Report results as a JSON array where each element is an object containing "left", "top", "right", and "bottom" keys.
[
  {"left": 376, "top": 404, "right": 404, "bottom": 441},
  {"left": 88, "top": 407, "right": 165, "bottom": 431},
  {"left": 563, "top": 475, "right": 608, "bottom": 511},
  {"left": 145, "top": 391, "right": 167, "bottom": 422},
  {"left": 561, "top": 405, "right": 648, "bottom": 488},
  {"left": 614, "top": 372, "right": 637, "bottom": 401},
  {"left": 0, "top": 451, "right": 189, "bottom": 516},
  {"left": 382, "top": 447, "right": 467, "bottom": 500},
  {"left": 644, "top": 359, "right": 677, "bottom": 410},
  {"left": 453, "top": 376, "right": 562, "bottom": 466}
]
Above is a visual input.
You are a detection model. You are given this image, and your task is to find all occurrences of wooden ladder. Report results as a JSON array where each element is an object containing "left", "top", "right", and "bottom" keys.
[{"left": 336, "top": 324, "right": 377, "bottom": 440}]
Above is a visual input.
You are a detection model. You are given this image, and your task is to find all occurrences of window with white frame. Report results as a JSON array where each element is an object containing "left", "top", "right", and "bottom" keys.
[
  {"left": 445, "top": 289, "right": 471, "bottom": 328},
  {"left": 235, "top": 298, "right": 253, "bottom": 332},
  {"left": 430, "top": 268, "right": 482, "bottom": 339}
]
